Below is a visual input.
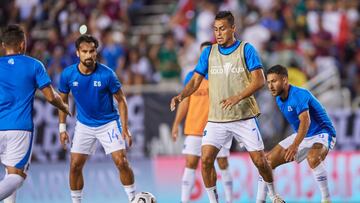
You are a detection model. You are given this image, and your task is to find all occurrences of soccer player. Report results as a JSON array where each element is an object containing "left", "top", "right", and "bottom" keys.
[
  {"left": 58, "top": 34, "right": 135, "bottom": 203},
  {"left": 170, "top": 11, "right": 284, "bottom": 203},
  {"left": 256, "top": 64, "right": 336, "bottom": 203},
  {"left": 0, "top": 24, "right": 70, "bottom": 203},
  {"left": 172, "top": 42, "right": 233, "bottom": 203}
]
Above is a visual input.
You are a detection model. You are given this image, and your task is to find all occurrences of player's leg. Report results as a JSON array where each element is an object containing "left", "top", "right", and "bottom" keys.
[
  {"left": 181, "top": 136, "right": 201, "bottom": 203},
  {"left": 201, "top": 122, "right": 231, "bottom": 203},
  {"left": 231, "top": 118, "right": 284, "bottom": 203},
  {"left": 69, "top": 153, "right": 88, "bottom": 203},
  {"left": 181, "top": 155, "right": 200, "bottom": 203},
  {"left": 306, "top": 134, "right": 334, "bottom": 203},
  {"left": 0, "top": 131, "right": 33, "bottom": 202},
  {"left": 256, "top": 144, "right": 289, "bottom": 203},
  {"left": 111, "top": 150, "right": 135, "bottom": 201},
  {"left": 98, "top": 120, "right": 135, "bottom": 201},
  {"left": 201, "top": 145, "right": 220, "bottom": 203},
  {"left": 69, "top": 121, "right": 97, "bottom": 203},
  {"left": 216, "top": 146, "right": 232, "bottom": 203}
]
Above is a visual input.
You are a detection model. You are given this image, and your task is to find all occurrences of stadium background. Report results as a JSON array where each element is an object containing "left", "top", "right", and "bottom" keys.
[{"left": 1, "top": 0, "right": 360, "bottom": 202}]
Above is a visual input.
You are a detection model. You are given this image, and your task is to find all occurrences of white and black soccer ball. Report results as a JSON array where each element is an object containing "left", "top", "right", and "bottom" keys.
[{"left": 131, "top": 192, "right": 156, "bottom": 203}]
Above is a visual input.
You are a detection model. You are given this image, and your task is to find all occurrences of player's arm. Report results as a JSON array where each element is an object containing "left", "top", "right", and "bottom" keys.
[
  {"left": 171, "top": 97, "right": 190, "bottom": 142},
  {"left": 285, "top": 110, "right": 311, "bottom": 161},
  {"left": 41, "top": 85, "right": 71, "bottom": 115},
  {"left": 113, "top": 88, "right": 133, "bottom": 147},
  {"left": 170, "top": 73, "right": 204, "bottom": 111},
  {"left": 221, "top": 68, "right": 265, "bottom": 110},
  {"left": 58, "top": 92, "right": 70, "bottom": 150},
  {"left": 221, "top": 43, "right": 265, "bottom": 109}
]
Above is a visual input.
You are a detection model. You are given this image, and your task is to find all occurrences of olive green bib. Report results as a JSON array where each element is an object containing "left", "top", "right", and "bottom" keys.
[{"left": 208, "top": 41, "right": 260, "bottom": 122}]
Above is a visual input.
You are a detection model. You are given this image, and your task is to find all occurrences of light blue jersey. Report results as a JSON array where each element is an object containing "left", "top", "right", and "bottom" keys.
[
  {"left": 0, "top": 54, "right": 51, "bottom": 131},
  {"left": 59, "top": 63, "right": 121, "bottom": 127},
  {"left": 276, "top": 85, "right": 336, "bottom": 138},
  {"left": 194, "top": 40, "right": 263, "bottom": 76}
]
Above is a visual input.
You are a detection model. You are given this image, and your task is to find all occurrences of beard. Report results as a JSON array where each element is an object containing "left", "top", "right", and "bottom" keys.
[{"left": 82, "top": 59, "right": 95, "bottom": 67}]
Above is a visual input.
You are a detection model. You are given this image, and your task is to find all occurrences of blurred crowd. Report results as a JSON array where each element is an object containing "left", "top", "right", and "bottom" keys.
[{"left": 1, "top": 0, "right": 360, "bottom": 100}]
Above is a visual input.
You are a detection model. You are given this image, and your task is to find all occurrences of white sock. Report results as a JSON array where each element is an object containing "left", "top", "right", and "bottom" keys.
[
  {"left": 0, "top": 174, "right": 24, "bottom": 201},
  {"left": 265, "top": 181, "right": 276, "bottom": 198},
  {"left": 124, "top": 184, "right": 136, "bottom": 201},
  {"left": 70, "top": 190, "right": 82, "bottom": 203},
  {"left": 312, "top": 162, "right": 330, "bottom": 201},
  {"left": 3, "top": 191, "right": 16, "bottom": 203},
  {"left": 181, "top": 168, "right": 195, "bottom": 203},
  {"left": 220, "top": 168, "right": 233, "bottom": 203},
  {"left": 205, "top": 186, "right": 219, "bottom": 203},
  {"left": 256, "top": 176, "right": 268, "bottom": 203}
]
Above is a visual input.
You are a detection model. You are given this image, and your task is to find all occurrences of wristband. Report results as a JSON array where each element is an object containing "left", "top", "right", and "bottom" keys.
[{"left": 59, "top": 123, "right": 67, "bottom": 133}]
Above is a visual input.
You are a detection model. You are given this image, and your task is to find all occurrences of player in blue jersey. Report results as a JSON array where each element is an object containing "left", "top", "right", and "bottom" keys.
[
  {"left": 0, "top": 24, "right": 70, "bottom": 203},
  {"left": 58, "top": 35, "right": 136, "bottom": 203},
  {"left": 256, "top": 65, "right": 336, "bottom": 203},
  {"left": 171, "top": 11, "right": 284, "bottom": 203}
]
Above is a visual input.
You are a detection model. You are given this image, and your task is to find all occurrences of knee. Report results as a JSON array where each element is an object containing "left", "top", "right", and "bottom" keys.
[
  {"left": 114, "top": 155, "right": 129, "bottom": 170},
  {"left": 217, "top": 158, "right": 229, "bottom": 170},
  {"left": 307, "top": 155, "right": 322, "bottom": 169},
  {"left": 201, "top": 155, "right": 215, "bottom": 169},
  {"left": 70, "top": 161, "right": 84, "bottom": 173},
  {"left": 253, "top": 156, "right": 268, "bottom": 171},
  {"left": 266, "top": 154, "right": 276, "bottom": 170}
]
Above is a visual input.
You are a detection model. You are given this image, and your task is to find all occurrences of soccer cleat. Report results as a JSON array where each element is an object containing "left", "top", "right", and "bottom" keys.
[{"left": 270, "top": 194, "right": 286, "bottom": 203}]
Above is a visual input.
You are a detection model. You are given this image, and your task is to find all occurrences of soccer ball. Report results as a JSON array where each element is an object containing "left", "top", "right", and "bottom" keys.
[{"left": 131, "top": 192, "right": 156, "bottom": 203}]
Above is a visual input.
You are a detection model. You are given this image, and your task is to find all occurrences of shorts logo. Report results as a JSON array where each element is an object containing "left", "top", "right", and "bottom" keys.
[{"left": 203, "top": 130, "right": 207, "bottom": 136}]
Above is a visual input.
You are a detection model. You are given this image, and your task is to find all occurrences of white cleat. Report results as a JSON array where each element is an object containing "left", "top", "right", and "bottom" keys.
[{"left": 270, "top": 194, "right": 286, "bottom": 203}]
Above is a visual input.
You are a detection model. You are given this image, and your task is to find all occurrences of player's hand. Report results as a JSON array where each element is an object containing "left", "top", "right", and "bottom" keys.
[
  {"left": 285, "top": 143, "right": 298, "bottom": 162},
  {"left": 59, "top": 132, "right": 69, "bottom": 150},
  {"left": 122, "top": 128, "right": 133, "bottom": 147},
  {"left": 220, "top": 95, "right": 241, "bottom": 110},
  {"left": 171, "top": 124, "right": 179, "bottom": 142},
  {"left": 170, "top": 94, "right": 182, "bottom": 111}
]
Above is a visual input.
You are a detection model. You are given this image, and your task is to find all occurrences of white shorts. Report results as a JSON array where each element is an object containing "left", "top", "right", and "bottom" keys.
[
  {"left": 71, "top": 120, "right": 125, "bottom": 155},
  {"left": 0, "top": 131, "right": 33, "bottom": 172},
  {"left": 202, "top": 118, "right": 264, "bottom": 152},
  {"left": 182, "top": 136, "right": 230, "bottom": 157},
  {"left": 279, "top": 133, "right": 336, "bottom": 163}
]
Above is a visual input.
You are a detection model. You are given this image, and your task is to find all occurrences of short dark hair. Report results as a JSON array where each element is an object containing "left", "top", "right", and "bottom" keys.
[
  {"left": 75, "top": 34, "right": 99, "bottom": 49},
  {"left": 215, "top": 11, "right": 235, "bottom": 26},
  {"left": 1, "top": 24, "right": 25, "bottom": 48},
  {"left": 200, "top": 41, "right": 212, "bottom": 49},
  {"left": 267, "top": 65, "right": 288, "bottom": 77}
]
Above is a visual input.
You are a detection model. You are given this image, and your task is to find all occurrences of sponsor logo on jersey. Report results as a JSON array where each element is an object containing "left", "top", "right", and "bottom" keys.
[{"left": 210, "top": 62, "right": 244, "bottom": 76}]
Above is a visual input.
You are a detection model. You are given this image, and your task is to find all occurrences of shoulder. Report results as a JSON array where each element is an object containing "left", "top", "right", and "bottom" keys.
[
  {"left": 97, "top": 63, "right": 115, "bottom": 74},
  {"left": 62, "top": 64, "right": 77, "bottom": 74},
  {"left": 22, "top": 55, "right": 45, "bottom": 68},
  {"left": 201, "top": 46, "right": 212, "bottom": 57},
  {"left": 243, "top": 42, "right": 257, "bottom": 54},
  {"left": 290, "top": 85, "right": 311, "bottom": 101}
]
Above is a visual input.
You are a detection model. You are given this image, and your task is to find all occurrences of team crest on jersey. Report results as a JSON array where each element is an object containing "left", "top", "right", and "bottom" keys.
[
  {"left": 210, "top": 62, "right": 244, "bottom": 76},
  {"left": 72, "top": 81, "right": 79, "bottom": 87},
  {"left": 94, "top": 81, "right": 102, "bottom": 87},
  {"left": 288, "top": 106, "right": 293, "bottom": 112},
  {"left": 8, "top": 58, "right": 14, "bottom": 65}
]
